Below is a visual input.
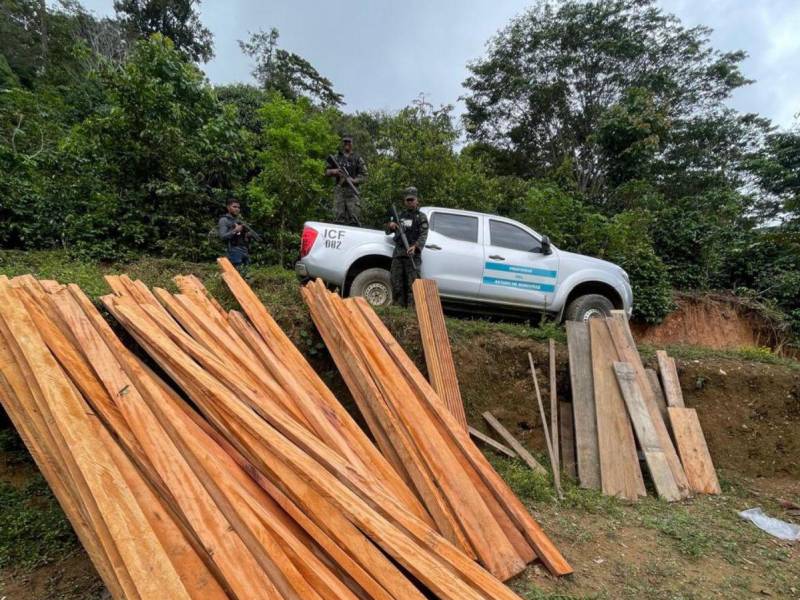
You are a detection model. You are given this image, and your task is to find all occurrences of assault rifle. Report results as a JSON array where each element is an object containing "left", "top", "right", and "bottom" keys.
[
  {"left": 327, "top": 154, "right": 361, "bottom": 199},
  {"left": 235, "top": 220, "right": 262, "bottom": 241},
  {"left": 390, "top": 204, "right": 420, "bottom": 277}
]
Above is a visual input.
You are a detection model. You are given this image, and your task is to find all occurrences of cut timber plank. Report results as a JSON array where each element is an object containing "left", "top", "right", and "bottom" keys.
[
  {"left": 353, "top": 296, "right": 572, "bottom": 577},
  {"left": 645, "top": 368, "right": 670, "bottom": 426},
  {"left": 589, "top": 318, "right": 645, "bottom": 500},
  {"left": 413, "top": 279, "right": 468, "bottom": 430},
  {"left": 0, "top": 280, "right": 194, "bottom": 600},
  {"left": 548, "top": 339, "right": 559, "bottom": 475},
  {"left": 559, "top": 402, "right": 577, "bottom": 479},
  {"left": 613, "top": 362, "right": 682, "bottom": 502},
  {"left": 482, "top": 412, "right": 547, "bottom": 476},
  {"left": 657, "top": 351, "right": 685, "bottom": 408},
  {"left": 606, "top": 315, "right": 691, "bottom": 499},
  {"left": 566, "top": 321, "right": 600, "bottom": 489},
  {"left": 469, "top": 427, "right": 516, "bottom": 459},
  {"left": 668, "top": 407, "right": 721, "bottom": 495}
]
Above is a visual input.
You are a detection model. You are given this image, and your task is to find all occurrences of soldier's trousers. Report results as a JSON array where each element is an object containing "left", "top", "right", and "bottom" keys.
[
  {"left": 333, "top": 190, "right": 361, "bottom": 226},
  {"left": 390, "top": 255, "right": 421, "bottom": 308}
]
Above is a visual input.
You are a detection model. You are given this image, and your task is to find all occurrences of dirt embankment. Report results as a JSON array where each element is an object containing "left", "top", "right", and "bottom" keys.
[{"left": 632, "top": 293, "right": 784, "bottom": 351}]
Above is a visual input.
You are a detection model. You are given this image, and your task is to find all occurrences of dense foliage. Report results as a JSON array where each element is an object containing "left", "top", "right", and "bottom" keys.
[{"left": 0, "top": 0, "right": 798, "bottom": 331}]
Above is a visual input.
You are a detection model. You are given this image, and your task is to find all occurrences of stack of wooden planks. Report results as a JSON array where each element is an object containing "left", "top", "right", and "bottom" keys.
[
  {"left": 0, "top": 264, "right": 554, "bottom": 599},
  {"left": 301, "top": 279, "right": 573, "bottom": 580},
  {"left": 566, "top": 311, "right": 720, "bottom": 501}
]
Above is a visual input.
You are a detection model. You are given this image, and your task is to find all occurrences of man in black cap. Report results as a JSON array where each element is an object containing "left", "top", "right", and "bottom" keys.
[
  {"left": 385, "top": 187, "right": 428, "bottom": 307},
  {"left": 325, "top": 134, "right": 367, "bottom": 225}
]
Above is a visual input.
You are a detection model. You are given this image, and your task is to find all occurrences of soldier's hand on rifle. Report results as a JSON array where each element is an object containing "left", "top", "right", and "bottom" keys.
[
  {"left": 325, "top": 168, "right": 341, "bottom": 177},
  {"left": 407, "top": 244, "right": 417, "bottom": 256},
  {"left": 388, "top": 222, "right": 398, "bottom": 231},
  {"left": 233, "top": 224, "right": 245, "bottom": 233}
]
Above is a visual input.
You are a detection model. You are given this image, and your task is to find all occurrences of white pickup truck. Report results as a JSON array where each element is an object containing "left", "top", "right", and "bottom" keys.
[{"left": 295, "top": 207, "right": 633, "bottom": 322}]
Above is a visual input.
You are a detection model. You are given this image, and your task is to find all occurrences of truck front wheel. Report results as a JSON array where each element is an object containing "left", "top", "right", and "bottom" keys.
[
  {"left": 349, "top": 268, "right": 392, "bottom": 308},
  {"left": 564, "top": 293, "right": 614, "bottom": 322}
]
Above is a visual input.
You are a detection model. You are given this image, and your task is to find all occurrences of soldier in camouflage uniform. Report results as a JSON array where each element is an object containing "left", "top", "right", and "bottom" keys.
[
  {"left": 385, "top": 187, "right": 428, "bottom": 307},
  {"left": 325, "top": 134, "right": 367, "bottom": 226}
]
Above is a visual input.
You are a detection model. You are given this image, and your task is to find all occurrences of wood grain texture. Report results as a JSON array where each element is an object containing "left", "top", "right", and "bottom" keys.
[
  {"left": 589, "top": 318, "right": 645, "bottom": 500},
  {"left": 657, "top": 351, "right": 686, "bottom": 408},
  {"left": 613, "top": 362, "right": 681, "bottom": 502},
  {"left": 669, "top": 407, "right": 721, "bottom": 495},
  {"left": 566, "top": 321, "right": 601, "bottom": 489},
  {"left": 559, "top": 402, "right": 577, "bottom": 479},
  {"left": 645, "top": 368, "right": 670, "bottom": 426},
  {"left": 549, "top": 339, "right": 560, "bottom": 475},
  {"left": 607, "top": 315, "right": 691, "bottom": 499},
  {"left": 413, "top": 279, "right": 468, "bottom": 430}
]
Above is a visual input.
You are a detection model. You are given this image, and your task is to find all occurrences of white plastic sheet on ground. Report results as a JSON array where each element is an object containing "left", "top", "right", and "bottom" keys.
[{"left": 738, "top": 507, "right": 800, "bottom": 541}]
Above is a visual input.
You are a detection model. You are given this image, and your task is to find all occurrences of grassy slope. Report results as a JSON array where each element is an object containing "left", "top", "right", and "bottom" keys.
[{"left": 0, "top": 251, "right": 798, "bottom": 599}]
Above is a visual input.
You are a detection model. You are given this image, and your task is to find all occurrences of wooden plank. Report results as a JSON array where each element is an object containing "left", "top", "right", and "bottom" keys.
[
  {"left": 657, "top": 351, "right": 686, "bottom": 408},
  {"left": 645, "top": 368, "right": 670, "bottom": 426},
  {"left": 589, "top": 318, "right": 645, "bottom": 500},
  {"left": 548, "top": 339, "right": 560, "bottom": 475},
  {"left": 331, "top": 292, "right": 525, "bottom": 580},
  {"left": 559, "top": 402, "right": 577, "bottom": 479},
  {"left": 565, "top": 321, "right": 601, "bottom": 489},
  {"left": 469, "top": 427, "right": 517, "bottom": 459},
  {"left": 52, "top": 290, "right": 287, "bottom": 600},
  {"left": 606, "top": 315, "right": 691, "bottom": 499},
  {"left": 108, "top": 294, "right": 522, "bottom": 600},
  {"left": 413, "top": 279, "right": 468, "bottom": 430},
  {"left": 668, "top": 407, "right": 721, "bottom": 495},
  {"left": 482, "top": 412, "right": 547, "bottom": 476},
  {"left": 353, "top": 296, "right": 572, "bottom": 577},
  {"left": 0, "top": 280, "right": 194, "bottom": 600},
  {"left": 217, "top": 259, "right": 424, "bottom": 521},
  {"left": 613, "top": 362, "right": 682, "bottom": 501}
]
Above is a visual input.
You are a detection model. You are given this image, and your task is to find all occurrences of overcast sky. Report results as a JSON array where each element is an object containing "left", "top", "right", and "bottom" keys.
[{"left": 80, "top": 0, "right": 799, "bottom": 129}]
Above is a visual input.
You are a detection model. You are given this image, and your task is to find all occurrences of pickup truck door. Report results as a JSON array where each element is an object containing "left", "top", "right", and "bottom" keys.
[
  {"left": 421, "top": 211, "right": 484, "bottom": 298},
  {"left": 479, "top": 217, "right": 560, "bottom": 309}
]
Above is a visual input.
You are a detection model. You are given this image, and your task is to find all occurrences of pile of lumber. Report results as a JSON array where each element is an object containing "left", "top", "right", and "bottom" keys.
[
  {"left": 566, "top": 312, "right": 721, "bottom": 501},
  {"left": 0, "top": 262, "right": 554, "bottom": 599},
  {"left": 301, "top": 279, "right": 573, "bottom": 580}
]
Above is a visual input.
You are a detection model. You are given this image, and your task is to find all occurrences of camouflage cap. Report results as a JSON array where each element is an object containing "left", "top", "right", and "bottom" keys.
[
  {"left": 341, "top": 134, "right": 354, "bottom": 142},
  {"left": 403, "top": 186, "right": 419, "bottom": 200}
]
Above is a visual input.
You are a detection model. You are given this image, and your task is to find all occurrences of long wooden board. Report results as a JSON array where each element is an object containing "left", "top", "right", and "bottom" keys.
[
  {"left": 566, "top": 321, "right": 601, "bottom": 489},
  {"left": 469, "top": 427, "right": 517, "bottom": 458},
  {"left": 483, "top": 412, "right": 547, "bottom": 476},
  {"left": 549, "top": 339, "right": 560, "bottom": 475},
  {"left": 645, "top": 368, "right": 670, "bottom": 426},
  {"left": 614, "top": 362, "right": 681, "bottom": 501},
  {"left": 668, "top": 407, "right": 721, "bottom": 495},
  {"left": 606, "top": 315, "right": 691, "bottom": 498},
  {"left": 559, "top": 402, "right": 577, "bottom": 479},
  {"left": 589, "top": 318, "right": 645, "bottom": 500},
  {"left": 657, "top": 351, "right": 686, "bottom": 408},
  {"left": 413, "top": 279, "right": 468, "bottom": 430}
]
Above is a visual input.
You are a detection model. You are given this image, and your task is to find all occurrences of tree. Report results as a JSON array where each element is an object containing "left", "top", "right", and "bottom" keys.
[
  {"left": 463, "top": 0, "right": 750, "bottom": 198},
  {"left": 245, "top": 94, "right": 337, "bottom": 265},
  {"left": 114, "top": 0, "right": 213, "bottom": 62},
  {"left": 239, "top": 28, "right": 343, "bottom": 108},
  {"left": 748, "top": 123, "right": 800, "bottom": 223},
  {"left": 56, "top": 35, "right": 246, "bottom": 259}
]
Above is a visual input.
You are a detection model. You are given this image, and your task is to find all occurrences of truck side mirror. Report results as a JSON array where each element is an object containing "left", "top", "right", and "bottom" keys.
[{"left": 540, "top": 235, "right": 552, "bottom": 255}]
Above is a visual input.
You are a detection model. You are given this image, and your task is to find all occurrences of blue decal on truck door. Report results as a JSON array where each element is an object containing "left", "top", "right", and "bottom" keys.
[{"left": 482, "top": 261, "right": 557, "bottom": 292}]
